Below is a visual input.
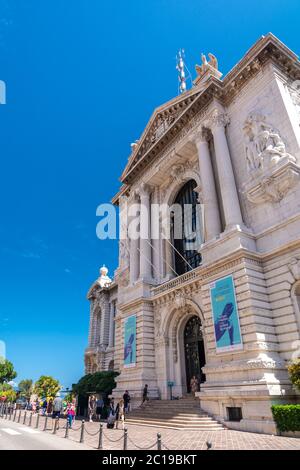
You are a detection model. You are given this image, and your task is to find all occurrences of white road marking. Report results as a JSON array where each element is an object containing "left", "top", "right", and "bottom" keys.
[
  {"left": 1, "top": 428, "right": 22, "bottom": 435},
  {"left": 17, "top": 427, "right": 40, "bottom": 434}
]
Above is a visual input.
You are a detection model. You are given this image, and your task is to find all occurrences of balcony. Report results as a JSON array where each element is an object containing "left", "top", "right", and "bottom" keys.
[{"left": 151, "top": 267, "right": 201, "bottom": 297}]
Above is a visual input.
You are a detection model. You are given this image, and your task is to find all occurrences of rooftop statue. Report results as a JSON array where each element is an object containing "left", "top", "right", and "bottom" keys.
[
  {"left": 195, "top": 52, "right": 219, "bottom": 76},
  {"left": 97, "top": 265, "right": 112, "bottom": 288}
]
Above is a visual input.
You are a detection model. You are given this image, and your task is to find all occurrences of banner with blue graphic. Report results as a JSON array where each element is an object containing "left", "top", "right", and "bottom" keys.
[
  {"left": 124, "top": 315, "right": 136, "bottom": 368},
  {"left": 210, "top": 275, "right": 243, "bottom": 353}
]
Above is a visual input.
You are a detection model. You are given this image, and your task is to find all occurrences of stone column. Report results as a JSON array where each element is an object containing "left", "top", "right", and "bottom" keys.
[
  {"left": 209, "top": 110, "right": 243, "bottom": 229},
  {"left": 138, "top": 183, "right": 152, "bottom": 281},
  {"left": 194, "top": 127, "right": 221, "bottom": 240},
  {"left": 108, "top": 301, "right": 115, "bottom": 348},
  {"left": 129, "top": 192, "right": 140, "bottom": 284},
  {"left": 151, "top": 187, "right": 161, "bottom": 281}
]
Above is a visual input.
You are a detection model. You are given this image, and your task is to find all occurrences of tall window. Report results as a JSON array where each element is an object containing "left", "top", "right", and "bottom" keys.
[{"left": 173, "top": 180, "right": 202, "bottom": 275}]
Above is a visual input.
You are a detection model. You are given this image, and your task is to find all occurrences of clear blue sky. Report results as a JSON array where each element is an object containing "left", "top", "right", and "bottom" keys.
[{"left": 0, "top": 0, "right": 299, "bottom": 388}]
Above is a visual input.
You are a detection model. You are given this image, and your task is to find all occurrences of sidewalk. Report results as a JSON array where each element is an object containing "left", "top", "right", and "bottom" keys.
[{"left": 2, "top": 408, "right": 300, "bottom": 450}]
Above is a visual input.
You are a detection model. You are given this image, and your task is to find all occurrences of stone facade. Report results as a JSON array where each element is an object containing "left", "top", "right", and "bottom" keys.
[
  {"left": 85, "top": 267, "right": 117, "bottom": 373},
  {"left": 85, "top": 34, "right": 300, "bottom": 434}
]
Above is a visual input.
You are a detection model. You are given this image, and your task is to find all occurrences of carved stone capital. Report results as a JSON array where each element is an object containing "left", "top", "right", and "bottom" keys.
[
  {"left": 136, "top": 182, "right": 151, "bottom": 199},
  {"left": 193, "top": 126, "right": 211, "bottom": 146},
  {"left": 206, "top": 109, "right": 230, "bottom": 130}
]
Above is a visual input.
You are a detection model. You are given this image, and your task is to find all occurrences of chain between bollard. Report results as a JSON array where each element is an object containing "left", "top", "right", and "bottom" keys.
[
  {"left": 98, "top": 423, "right": 103, "bottom": 450},
  {"left": 127, "top": 435, "right": 157, "bottom": 450},
  {"left": 79, "top": 420, "right": 85, "bottom": 443}
]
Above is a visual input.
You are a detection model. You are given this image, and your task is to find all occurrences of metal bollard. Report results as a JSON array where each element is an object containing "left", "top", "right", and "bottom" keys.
[
  {"left": 53, "top": 417, "right": 59, "bottom": 434},
  {"left": 5, "top": 404, "right": 8, "bottom": 419},
  {"left": 43, "top": 415, "right": 48, "bottom": 431},
  {"left": 23, "top": 410, "right": 27, "bottom": 425},
  {"left": 35, "top": 413, "right": 40, "bottom": 429},
  {"left": 98, "top": 423, "right": 103, "bottom": 450},
  {"left": 79, "top": 420, "right": 85, "bottom": 443},
  {"left": 64, "top": 420, "right": 69, "bottom": 439},
  {"left": 9, "top": 407, "right": 12, "bottom": 420},
  {"left": 13, "top": 409, "right": 17, "bottom": 422},
  {"left": 123, "top": 427, "right": 128, "bottom": 451},
  {"left": 18, "top": 409, "right": 22, "bottom": 423},
  {"left": 28, "top": 412, "right": 33, "bottom": 427},
  {"left": 157, "top": 433, "right": 162, "bottom": 451}
]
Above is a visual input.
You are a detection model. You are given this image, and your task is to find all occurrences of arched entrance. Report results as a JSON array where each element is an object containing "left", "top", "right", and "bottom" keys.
[{"left": 184, "top": 316, "right": 206, "bottom": 392}]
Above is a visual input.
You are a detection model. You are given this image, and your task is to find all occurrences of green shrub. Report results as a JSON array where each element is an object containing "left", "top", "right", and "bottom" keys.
[
  {"left": 288, "top": 360, "right": 300, "bottom": 392},
  {"left": 271, "top": 404, "right": 300, "bottom": 432}
]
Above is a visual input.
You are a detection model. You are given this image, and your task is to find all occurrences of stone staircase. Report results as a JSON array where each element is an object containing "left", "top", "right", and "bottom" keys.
[{"left": 125, "top": 396, "right": 224, "bottom": 430}]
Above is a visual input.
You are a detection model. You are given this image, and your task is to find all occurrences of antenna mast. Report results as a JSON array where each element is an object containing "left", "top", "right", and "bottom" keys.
[{"left": 176, "top": 49, "right": 193, "bottom": 95}]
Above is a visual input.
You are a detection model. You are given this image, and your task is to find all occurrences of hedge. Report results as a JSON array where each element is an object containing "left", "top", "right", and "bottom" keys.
[{"left": 271, "top": 404, "right": 300, "bottom": 432}]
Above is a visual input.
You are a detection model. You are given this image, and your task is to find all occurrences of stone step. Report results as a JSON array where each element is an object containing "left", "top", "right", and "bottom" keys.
[
  {"left": 124, "top": 398, "right": 224, "bottom": 430},
  {"left": 125, "top": 418, "right": 224, "bottom": 430},
  {"left": 127, "top": 417, "right": 218, "bottom": 425},
  {"left": 127, "top": 413, "right": 213, "bottom": 421}
]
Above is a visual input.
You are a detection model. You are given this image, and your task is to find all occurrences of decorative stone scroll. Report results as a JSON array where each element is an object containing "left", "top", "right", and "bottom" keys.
[{"left": 289, "top": 257, "right": 300, "bottom": 281}]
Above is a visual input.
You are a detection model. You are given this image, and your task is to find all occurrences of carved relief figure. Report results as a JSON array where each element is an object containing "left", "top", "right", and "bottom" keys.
[{"left": 243, "top": 113, "right": 296, "bottom": 176}]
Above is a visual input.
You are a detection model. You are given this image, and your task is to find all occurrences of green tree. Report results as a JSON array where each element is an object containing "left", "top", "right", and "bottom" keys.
[
  {"left": 288, "top": 359, "right": 300, "bottom": 392},
  {"left": 0, "top": 359, "right": 17, "bottom": 384},
  {"left": 0, "top": 383, "right": 17, "bottom": 402},
  {"left": 34, "top": 376, "right": 60, "bottom": 399},
  {"left": 18, "top": 379, "right": 33, "bottom": 400},
  {"left": 72, "top": 371, "right": 118, "bottom": 397}
]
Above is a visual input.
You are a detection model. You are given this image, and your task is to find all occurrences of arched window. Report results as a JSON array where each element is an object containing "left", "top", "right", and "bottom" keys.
[{"left": 172, "top": 180, "right": 202, "bottom": 275}]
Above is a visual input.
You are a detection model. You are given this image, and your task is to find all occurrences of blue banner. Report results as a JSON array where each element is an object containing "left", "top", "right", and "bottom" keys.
[
  {"left": 210, "top": 275, "right": 243, "bottom": 353},
  {"left": 124, "top": 315, "right": 136, "bottom": 368}
]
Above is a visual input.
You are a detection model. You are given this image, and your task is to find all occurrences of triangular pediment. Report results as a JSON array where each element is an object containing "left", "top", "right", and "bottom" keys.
[{"left": 121, "top": 87, "right": 202, "bottom": 181}]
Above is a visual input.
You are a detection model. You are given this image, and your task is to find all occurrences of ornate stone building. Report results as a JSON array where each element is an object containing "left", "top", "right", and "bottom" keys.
[{"left": 85, "top": 34, "right": 300, "bottom": 433}]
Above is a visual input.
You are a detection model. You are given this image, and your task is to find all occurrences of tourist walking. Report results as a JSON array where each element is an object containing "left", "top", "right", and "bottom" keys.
[
  {"left": 88, "top": 395, "right": 97, "bottom": 422},
  {"left": 66, "top": 402, "right": 75, "bottom": 428},
  {"left": 107, "top": 398, "right": 116, "bottom": 429},
  {"left": 35, "top": 399, "right": 40, "bottom": 414},
  {"left": 115, "top": 399, "right": 125, "bottom": 430},
  {"left": 123, "top": 390, "right": 131, "bottom": 413},
  {"left": 47, "top": 398, "right": 53, "bottom": 415},
  {"left": 42, "top": 398, "right": 47, "bottom": 415},
  {"left": 141, "top": 384, "right": 149, "bottom": 407},
  {"left": 190, "top": 375, "right": 199, "bottom": 399},
  {"left": 96, "top": 397, "right": 104, "bottom": 421},
  {"left": 52, "top": 393, "right": 63, "bottom": 419}
]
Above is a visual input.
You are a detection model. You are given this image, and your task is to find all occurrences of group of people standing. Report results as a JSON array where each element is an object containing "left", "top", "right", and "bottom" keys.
[
  {"left": 29, "top": 395, "right": 76, "bottom": 428},
  {"left": 87, "top": 390, "right": 132, "bottom": 430}
]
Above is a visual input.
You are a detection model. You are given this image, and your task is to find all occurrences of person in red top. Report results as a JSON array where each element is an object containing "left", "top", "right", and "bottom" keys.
[{"left": 66, "top": 402, "right": 75, "bottom": 428}]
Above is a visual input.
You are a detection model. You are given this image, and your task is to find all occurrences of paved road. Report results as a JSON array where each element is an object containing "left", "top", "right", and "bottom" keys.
[{"left": 0, "top": 418, "right": 91, "bottom": 450}]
